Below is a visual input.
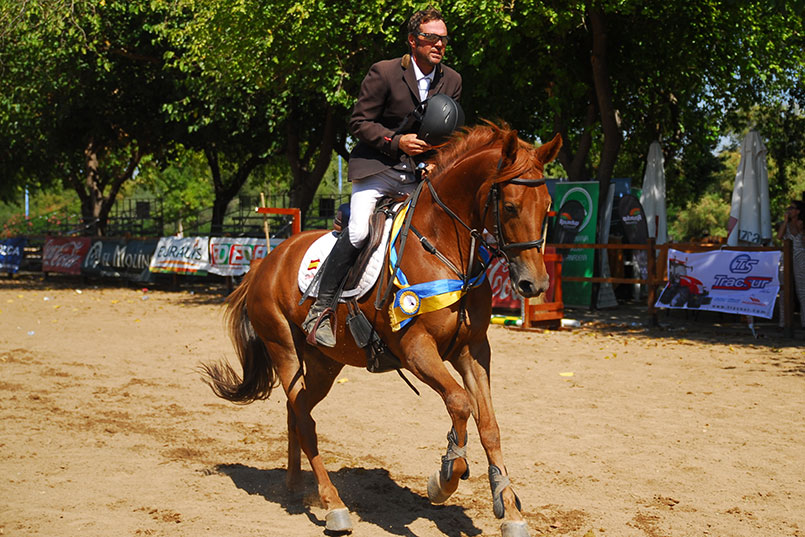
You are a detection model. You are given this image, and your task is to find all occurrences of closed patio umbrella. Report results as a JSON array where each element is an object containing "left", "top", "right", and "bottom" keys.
[
  {"left": 727, "top": 130, "right": 772, "bottom": 246},
  {"left": 639, "top": 141, "right": 667, "bottom": 244}
]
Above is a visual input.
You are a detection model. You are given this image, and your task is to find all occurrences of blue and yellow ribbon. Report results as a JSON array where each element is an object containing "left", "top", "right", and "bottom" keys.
[{"left": 387, "top": 201, "right": 490, "bottom": 331}]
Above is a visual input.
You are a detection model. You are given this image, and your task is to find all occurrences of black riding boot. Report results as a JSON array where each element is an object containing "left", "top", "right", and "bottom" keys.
[{"left": 303, "top": 231, "right": 361, "bottom": 347}]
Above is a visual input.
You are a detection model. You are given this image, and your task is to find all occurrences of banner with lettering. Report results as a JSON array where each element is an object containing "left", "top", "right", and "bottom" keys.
[
  {"left": 82, "top": 239, "right": 158, "bottom": 281},
  {"left": 43, "top": 237, "right": 92, "bottom": 274},
  {"left": 0, "top": 237, "right": 27, "bottom": 273},
  {"left": 488, "top": 257, "right": 521, "bottom": 310},
  {"left": 655, "top": 249, "right": 781, "bottom": 318},
  {"left": 208, "top": 237, "right": 269, "bottom": 276},
  {"left": 149, "top": 236, "right": 210, "bottom": 275}
]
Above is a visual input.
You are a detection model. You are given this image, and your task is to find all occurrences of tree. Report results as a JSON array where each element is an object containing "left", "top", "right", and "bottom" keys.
[
  {"left": 157, "top": 0, "right": 422, "bottom": 228},
  {"left": 0, "top": 0, "right": 180, "bottom": 235},
  {"left": 448, "top": 1, "right": 805, "bottom": 220}
]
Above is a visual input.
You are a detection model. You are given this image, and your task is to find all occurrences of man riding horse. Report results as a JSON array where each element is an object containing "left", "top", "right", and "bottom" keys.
[{"left": 303, "top": 7, "right": 463, "bottom": 347}]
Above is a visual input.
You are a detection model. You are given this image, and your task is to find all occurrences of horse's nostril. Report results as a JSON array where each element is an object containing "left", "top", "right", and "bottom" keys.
[{"left": 518, "top": 280, "right": 535, "bottom": 296}]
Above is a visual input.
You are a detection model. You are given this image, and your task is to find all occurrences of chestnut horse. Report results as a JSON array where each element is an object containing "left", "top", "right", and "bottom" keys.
[{"left": 203, "top": 122, "right": 561, "bottom": 536}]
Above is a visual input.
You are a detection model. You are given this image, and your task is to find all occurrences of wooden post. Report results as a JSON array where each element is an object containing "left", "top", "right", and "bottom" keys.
[
  {"left": 646, "top": 237, "right": 658, "bottom": 326},
  {"left": 260, "top": 191, "right": 271, "bottom": 251},
  {"left": 784, "top": 238, "right": 793, "bottom": 338}
]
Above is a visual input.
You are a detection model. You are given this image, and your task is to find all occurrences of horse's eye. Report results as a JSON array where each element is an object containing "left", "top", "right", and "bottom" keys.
[{"left": 503, "top": 202, "right": 517, "bottom": 215}]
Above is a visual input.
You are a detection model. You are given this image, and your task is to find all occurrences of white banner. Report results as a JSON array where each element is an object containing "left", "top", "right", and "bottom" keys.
[
  {"left": 209, "top": 237, "right": 269, "bottom": 276},
  {"left": 149, "top": 236, "right": 210, "bottom": 274},
  {"left": 656, "top": 249, "right": 781, "bottom": 318}
]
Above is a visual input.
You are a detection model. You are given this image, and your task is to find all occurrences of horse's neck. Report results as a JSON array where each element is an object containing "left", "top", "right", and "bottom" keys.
[
  {"left": 412, "top": 151, "right": 494, "bottom": 262},
  {"left": 422, "top": 152, "right": 494, "bottom": 232}
]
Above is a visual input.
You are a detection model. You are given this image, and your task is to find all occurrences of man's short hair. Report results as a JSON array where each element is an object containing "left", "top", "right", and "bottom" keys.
[{"left": 407, "top": 7, "right": 445, "bottom": 35}]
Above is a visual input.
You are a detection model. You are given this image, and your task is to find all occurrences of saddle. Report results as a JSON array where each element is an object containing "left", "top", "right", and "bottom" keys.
[{"left": 298, "top": 195, "right": 407, "bottom": 374}]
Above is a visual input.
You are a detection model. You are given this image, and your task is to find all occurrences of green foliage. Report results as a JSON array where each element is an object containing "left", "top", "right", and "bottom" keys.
[
  {"left": 0, "top": 185, "right": 82, "bottom": 238},
  {"left": 2, "top": 1, "right": 804, "bottom": 238},
  {"left": 668, "top": 192, "right": 731, "bottom": 242},
  {"left": 132, "top": 150, "right": 214, "bottom": 227}
]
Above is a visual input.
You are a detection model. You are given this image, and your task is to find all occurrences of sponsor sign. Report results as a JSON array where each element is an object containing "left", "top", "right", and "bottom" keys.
[
  {"left": 149, "top": 236, "right": 210, "bottom": 274},
  {"left": 656, "top": 249, "right": 780, "bottom": 318},
  {"left": 554, "top": 181, "right": 599, "bottom": 307},
  {"left": 488, "top": 257, "right": 521, "bottom": 310},
  {"left": 82, "top": 239, "right": 158, "bottom": 280},
  {"left": 208, "top": 237, "right": 279, "bottom": 276},
  {"left": 619, "top": 193, "right": 649, "bottom": 281},
  {"left": 43, "top": 237, "right": 92, "bottom": 274},
  {"left": 0, "top": 237, "right": 27, "bottom": 273}
]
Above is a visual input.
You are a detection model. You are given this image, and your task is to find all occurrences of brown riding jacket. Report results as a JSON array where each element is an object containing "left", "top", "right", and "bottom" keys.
[{"left": 347, "top": 54, "right": 462, "bottom": 182}]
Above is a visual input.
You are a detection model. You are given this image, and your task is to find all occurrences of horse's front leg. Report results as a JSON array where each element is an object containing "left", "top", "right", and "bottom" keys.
[
  {"left": 453, "top": 339, "right": 529, "bottom": 537},
  {"left": 402, "top": 333, "right": 472, "bottom": 504}
]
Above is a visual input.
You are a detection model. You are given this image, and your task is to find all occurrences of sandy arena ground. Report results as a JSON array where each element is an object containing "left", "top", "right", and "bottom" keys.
[{"left": 1, "top": 275, "right": 803, "bottom": 537}]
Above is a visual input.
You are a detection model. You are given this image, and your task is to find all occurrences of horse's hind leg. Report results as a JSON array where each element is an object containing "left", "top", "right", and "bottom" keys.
[
  {"left": 268, "top": 337, "right": 352, "bottom": 532},
  {"left": 453, "top": 339, "right": 529, "bottom": 537},
  {"left": 286, "top": 350, "right": 344, "bottom": 492}
]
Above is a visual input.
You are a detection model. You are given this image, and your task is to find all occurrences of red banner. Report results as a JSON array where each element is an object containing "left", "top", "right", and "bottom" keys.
[
  {"left": 488, "top": 257, "right": 521, "bottom": 311},
  {"left": 42, "top": 237, "right": 91, "bottom": 274}
]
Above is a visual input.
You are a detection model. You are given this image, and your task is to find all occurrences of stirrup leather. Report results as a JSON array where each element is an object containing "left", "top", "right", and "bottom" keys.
[{"left": 305, "top": 307, "right": 336, "bottom": 346}]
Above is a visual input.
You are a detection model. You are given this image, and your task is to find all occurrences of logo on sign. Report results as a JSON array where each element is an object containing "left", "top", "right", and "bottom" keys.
[{"left": 729, "top": 254, "right": 758, "bottom": 274}]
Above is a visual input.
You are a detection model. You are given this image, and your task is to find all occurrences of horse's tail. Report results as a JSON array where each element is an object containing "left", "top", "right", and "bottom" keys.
[{"left": 201, "top": 265, "right": 278, "bottom": 404}]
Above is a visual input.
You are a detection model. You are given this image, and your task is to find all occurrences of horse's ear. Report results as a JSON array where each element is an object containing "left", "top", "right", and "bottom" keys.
[
  {"left": 535, "top": 133, "right": 563, "bottom": 164},
  {"left": 500, "top": 129, "right": 520, "bottom": 168}
]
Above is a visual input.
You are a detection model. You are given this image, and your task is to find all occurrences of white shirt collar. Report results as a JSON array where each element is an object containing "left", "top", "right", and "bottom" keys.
[{"left": 411, "top": 58, "right": 434, "bottom": 100}]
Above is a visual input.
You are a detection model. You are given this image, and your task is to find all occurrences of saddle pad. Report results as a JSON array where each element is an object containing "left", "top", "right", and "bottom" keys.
[{"left": 298, "top": 214, "right": 394, "bottom": 300}]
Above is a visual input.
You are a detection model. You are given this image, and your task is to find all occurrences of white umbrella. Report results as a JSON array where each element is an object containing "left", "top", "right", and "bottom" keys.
[
  {"left": 727, "top": 130, "right": 772, "bottom": 246},
  {"left": 639, "top": 141, "right": 667, "bottom": 244}
]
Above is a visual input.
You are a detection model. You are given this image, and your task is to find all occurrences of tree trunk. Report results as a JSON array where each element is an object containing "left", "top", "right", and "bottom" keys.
[
  {"left": 74, "top": 141, "right": 140, "bottom": 236},
  {"left": 287, "top": 105, "right": 337, "bottom": 227},
  {"left": 589, "top": 8, "right": 622, "bottom": 212},
  {"left": 205, "top": 145, "right": 268, "bottom": 236}
]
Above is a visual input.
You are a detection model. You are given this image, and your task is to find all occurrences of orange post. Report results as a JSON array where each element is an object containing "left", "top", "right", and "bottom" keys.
[{"left": 254, "top": 207, "right": 302, "bottom": 235}]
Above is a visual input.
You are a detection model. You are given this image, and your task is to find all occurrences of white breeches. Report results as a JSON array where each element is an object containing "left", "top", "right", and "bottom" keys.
[{"left": 348, "top": 169, "right": 418, "bottom": 248}]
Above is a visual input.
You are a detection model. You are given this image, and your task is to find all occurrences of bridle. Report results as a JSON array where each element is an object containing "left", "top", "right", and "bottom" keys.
[{"left": 483, "top": 176, "right": 548, "bottom": 260}]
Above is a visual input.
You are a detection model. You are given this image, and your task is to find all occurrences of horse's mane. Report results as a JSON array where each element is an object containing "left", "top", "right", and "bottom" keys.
[{"left": 430, "top": 120, "right": 537, "bottom": 182}]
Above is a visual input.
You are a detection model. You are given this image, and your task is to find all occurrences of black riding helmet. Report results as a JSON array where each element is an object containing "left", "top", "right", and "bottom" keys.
[{"left": 416, "top": 94, "right": 465, "bottom": 145}]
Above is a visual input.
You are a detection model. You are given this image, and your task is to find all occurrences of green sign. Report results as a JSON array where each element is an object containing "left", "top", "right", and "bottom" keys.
[{"left": 555, "top": 181, "right": 599, "bottom": 307}]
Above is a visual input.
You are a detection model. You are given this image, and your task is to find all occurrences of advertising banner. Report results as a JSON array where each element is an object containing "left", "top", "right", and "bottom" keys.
[
  {"left": 0, "top": 237, "right": 27, "bottom": 273},
  {"left": 554, "top": 181, "right": 599, "bottom": 307},
  {"left": 619, "top": 193, "right": 649, "bottom": 281},
  {"left": 43, "top": 237, "right": 92, "bottom": 274},
  {"left": 656, "top": 249, "right": 780, "bottom": 318},
  {"left": 208, "top": 237, "right": 269, "bottom": 276},
  {"left": 487, "top": 257, "right": 521, "bottom": 310},
  {"left": 82, "top": 239, "right": 158, "bottom": 281},
  {"left": 149, "top": 236, "right": 210, "bottom": 275}
]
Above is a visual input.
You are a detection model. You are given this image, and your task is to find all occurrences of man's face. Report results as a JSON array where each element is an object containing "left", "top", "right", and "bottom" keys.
[{"left": 408, "top": 19, "right": 448, "bottom": 72}]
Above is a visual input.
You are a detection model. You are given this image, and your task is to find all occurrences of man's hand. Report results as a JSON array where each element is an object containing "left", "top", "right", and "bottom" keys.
[{"left": 399, "top": 133, "right": 432, "bottom": 155}]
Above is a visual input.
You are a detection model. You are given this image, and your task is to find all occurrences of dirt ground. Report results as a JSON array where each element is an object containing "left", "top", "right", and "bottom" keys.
[{"left": 1, "top": 275, "right": 803, "bottom": 537}]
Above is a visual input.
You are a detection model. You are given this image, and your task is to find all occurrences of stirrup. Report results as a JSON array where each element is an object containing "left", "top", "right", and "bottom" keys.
[{"left": 305, "top": 307, "right": 336, "bottom": 347}]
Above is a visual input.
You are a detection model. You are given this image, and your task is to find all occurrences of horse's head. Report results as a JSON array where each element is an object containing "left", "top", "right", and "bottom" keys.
[{"left": 485, "top": 130, "right": 562, "bottom": 298}]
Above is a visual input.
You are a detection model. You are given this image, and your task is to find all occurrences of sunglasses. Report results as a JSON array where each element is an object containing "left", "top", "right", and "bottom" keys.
[{"left": 416, "top": 32, "right": 450, "bottom": 45}]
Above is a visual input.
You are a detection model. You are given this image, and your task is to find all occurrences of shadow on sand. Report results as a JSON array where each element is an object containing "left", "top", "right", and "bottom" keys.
[{"left": 215, "top": 463, "right": 482, "bottom": 537}]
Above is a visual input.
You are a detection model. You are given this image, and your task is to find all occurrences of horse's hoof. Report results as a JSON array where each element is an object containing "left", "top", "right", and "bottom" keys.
[
  {"left": 427, "top": 470, "right": 452, "bottom": 504},
  {"left": 500, "top": 520, "right": 530, "bottom": 537},
  {"left": 325, "top": 507, "right": 353, "bottom": 533}
]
